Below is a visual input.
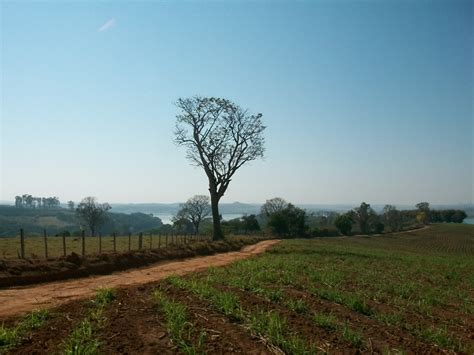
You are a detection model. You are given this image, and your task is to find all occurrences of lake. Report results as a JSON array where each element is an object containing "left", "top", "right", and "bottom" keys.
[
  {"left": 463, "top": 218, "right": 474, "bottom": 225},
  {"left": 154, "top": 213, "right": 245, "bottom": 225}
]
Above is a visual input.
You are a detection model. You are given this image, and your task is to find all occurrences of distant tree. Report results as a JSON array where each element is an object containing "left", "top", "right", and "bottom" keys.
[
  {"left": 15, "top": 196, "right": 22, "bottom": 208},
  {"left": 452, "top": 210, "right": 467, "bottom": 223},
  {"left": 439, "top": 209, "right": 467, "bottom": 223},
  {"left": 352, "top": 202, "right": 375, "bottom": 234},
  {"left": 76, "top": 197, "right": 111, "bottom": 237},
  {"left": 174, "top": 96, "right": 266, "bottom": 240},
  {"left": 260, "top": 197, "right": 288, "bottom": 217},
  {"left": 67, "top": 201, "right": 75, "bottom": 210},
  {"left": 383, "top": 205, "right": 402, "bottom": 232},
  {"left": 374, "top": 220, "right": 385, "bottom": 234},
  {"left": 171, "top": 215, "right": 194, "bottom": 234},
  {"left": 416, "top": 211, "right": 428, "bottom": 225},
  {"left": 241, "top": 214, "right": 260, "bottom": 233},
  {"left": 268, "top": 204, "right": 306, "bottom": 237},
  {"left": 416, "top": 202, "right": 430, "bottom": 213},
  {"left": 49, "top": 197, "right": 60, "bottom": 208},
  {"left": 22, "top": 194, "right": 33, "bottom": 208},
  {"left": 334, "top": 214, "right": 353, "bottom": 235},
  {"left": 175, "top": 195, "right": 211, "bottom": 234}
]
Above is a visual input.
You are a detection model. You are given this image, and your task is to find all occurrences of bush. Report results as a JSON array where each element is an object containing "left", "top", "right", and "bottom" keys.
[
  {"left": 334, "top": 214, "right": 353, "bottom": 236},
  {"left": 267, "top": 204, "right": 307, "bottom": 238}
]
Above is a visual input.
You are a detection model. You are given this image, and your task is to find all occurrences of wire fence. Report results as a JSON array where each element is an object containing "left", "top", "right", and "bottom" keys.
[{"left": 0, "top": 229, "right": 219, "bottom": 259}]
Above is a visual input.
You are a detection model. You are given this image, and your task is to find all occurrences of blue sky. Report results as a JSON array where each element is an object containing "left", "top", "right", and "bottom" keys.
[{"left": 1, "top": 0, "right": 472, "bottom": 205}]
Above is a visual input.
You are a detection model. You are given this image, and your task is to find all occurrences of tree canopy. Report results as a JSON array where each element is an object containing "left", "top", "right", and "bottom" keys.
[
  {"left": 174, "top": 96, "right": 266, "bottom": 240},
  {"left": 174, "top": 195, "right": 211, "bottom": 234},
  {"left": 76, "top": 197, "right": 111, "bottom": 237}
]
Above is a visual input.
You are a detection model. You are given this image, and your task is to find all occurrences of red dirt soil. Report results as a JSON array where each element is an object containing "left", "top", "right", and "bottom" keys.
[{"left": 0, "top": 240, "right": 280, "bottom": 319}]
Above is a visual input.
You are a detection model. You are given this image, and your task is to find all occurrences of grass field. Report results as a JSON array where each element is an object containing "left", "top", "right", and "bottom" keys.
[{"left": 2, "top": 223, "right": 473, "bottom": 354}]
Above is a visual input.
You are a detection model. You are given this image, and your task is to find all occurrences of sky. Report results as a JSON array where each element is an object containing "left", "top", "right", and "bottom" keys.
[{"left": 0, "top": 0, "right": 472, "bottom": 206}]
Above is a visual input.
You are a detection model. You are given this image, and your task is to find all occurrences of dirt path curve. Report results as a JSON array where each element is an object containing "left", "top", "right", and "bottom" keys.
[{"left": 0, "top": 240, "right": 280, "bottom": 319}]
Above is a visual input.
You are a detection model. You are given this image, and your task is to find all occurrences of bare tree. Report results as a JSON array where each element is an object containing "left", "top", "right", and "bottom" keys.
[
  {"left": 175, "top": 195, "right": 211, "bottom": 234},
  {"left": 261, "top": 197, "right": 288, "bottom": 217},
  {"left": 76, "top": 197, "right": 111, "bottom": 237},
  {"left": 174, "top": 96, "right": 266, "bottom": 240}
]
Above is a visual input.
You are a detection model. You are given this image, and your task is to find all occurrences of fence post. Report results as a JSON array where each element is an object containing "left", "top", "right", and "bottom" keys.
[
  {"left": 20, "top": 229, "right": 25, "bottom": 259},
  {"left": 139, "top": 232, "right": 143, "bottom": 250},
  {"left": 43, "top": 229, "right": 48, "bottom": 259},
  {"left": 99, "top": 232, "right": 102, "bottom": 254},
  {"left": 128, "top": 232, "right": 131, "bottom": 251},
  {"left": 113, "top": 232, "right": 116, "bottom": 252},
  {"left": 166, "top": 233, "right": 168, "bottom": 247},
  {"left": 81, "top": 230, "right": 85, "bottom": 256},
  {"left": 62, "top": 232, "right": 66, "bottom": 256},
  {"left": 158, "top": 232, "right": 161, "bottom": 249}
]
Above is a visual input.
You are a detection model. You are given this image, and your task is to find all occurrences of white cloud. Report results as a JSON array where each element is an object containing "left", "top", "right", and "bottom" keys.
[{"left": 98, "top": 18, "right": 115, "bottom": 32}]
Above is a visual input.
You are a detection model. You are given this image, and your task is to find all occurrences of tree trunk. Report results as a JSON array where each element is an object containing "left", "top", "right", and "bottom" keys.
[{"left": 210, "top": 192, "right": 224, "bottom": 240}]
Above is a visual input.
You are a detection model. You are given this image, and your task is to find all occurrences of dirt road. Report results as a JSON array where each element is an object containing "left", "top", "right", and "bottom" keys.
[{"left": 0, "top": 239, "right": 280, "bottom": 319}]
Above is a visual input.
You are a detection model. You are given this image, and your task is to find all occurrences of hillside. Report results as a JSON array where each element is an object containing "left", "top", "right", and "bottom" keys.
[{"left": 0, "top": 205, "right": 163, "bottom": 237}]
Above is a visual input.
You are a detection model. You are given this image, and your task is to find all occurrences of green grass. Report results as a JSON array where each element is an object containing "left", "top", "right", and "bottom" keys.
[
  {"left": 167, "top": 276, "right": 244, "bottom": 321},
  {"left": 93, "top": 288, "right": 116, "bottom": 307},
  {"left": 342, "top": 323, "right": 364, "bottom": 348},
  {"left": 0, "top": 309, "right": 49, "bottom": 352},
  {"left": 165, "top": 224, "right": 473, "bottom": 352},
  {"left": 153, "top": 289, "right": 204, "bottom": 355},
  {"left": 313, "top": 313, "right": 337, "bottom": 331},
  {"left": 284, "top": 298, "right": 308, "bottom": 314},
  {"left": 248, "top": 310, "right": 317, "bottom": 354},
  {"left": 61, "top": 288, "right": 116, "bottom": 355},
  {"left": 413, "top": 326, "right": 464, "bottom": 352},
  {"left": 166, "top": 276, "right": 318, "bottom": 353}
]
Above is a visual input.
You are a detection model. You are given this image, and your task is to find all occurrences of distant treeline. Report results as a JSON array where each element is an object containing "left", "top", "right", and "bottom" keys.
[
  {"left": 158, "top": 198, "right": 467, "bottom": 238},
  {"left": 2, "top": 197, "right": 468, "bottom": 239},
  {"left": 14, "top": 194, "right": 61, "bottom": 209},
  {"left": 328, "top": 202, "right": 467, "bottom": 237}
]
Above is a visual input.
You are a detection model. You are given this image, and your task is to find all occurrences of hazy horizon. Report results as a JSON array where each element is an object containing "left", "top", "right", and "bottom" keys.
[
  {"left": 1, "top": 1, "right": 472, "bottom": 205},
  {"left": 1, "top": 199, "right": 472, "bottom": 209}
]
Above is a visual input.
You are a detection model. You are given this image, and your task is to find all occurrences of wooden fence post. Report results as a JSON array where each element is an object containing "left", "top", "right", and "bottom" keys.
[
  {"left": 166, "top": 233, "right": 168, "bottom": 247},
  {"left": 43, "top": 229, "right": 48, "bottom": 259},
  {"left": 158, "top": 233, "right": 161, "bottom": 249},
  {"left": 139, "top": 232, "right": 143, "bottom": 250},
  {"left": 113, "top": 232, "right": 116, "bottom": 252},
  {"left": 128, "top": 232, "right": 131, "bottom": 251},
  {"left": 99, "top": 232, "right": 102, "bottom": 254},
  {"left": 20, "top": 229, "right": 25, "bottom": 259},
  {"left": 149, "top": 232, "right": 153, "bottom": 249},
  {"left": 81, "top": 230, "right": 85, "bottom": 256},
  {"left": 62, "top": 232, "right": 66, "bottom": 257}
]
